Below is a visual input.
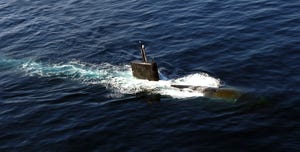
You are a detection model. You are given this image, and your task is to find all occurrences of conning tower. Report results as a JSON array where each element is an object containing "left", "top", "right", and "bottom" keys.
[{"left": 131, "top": 42, "right": 159, "bottom": 81}]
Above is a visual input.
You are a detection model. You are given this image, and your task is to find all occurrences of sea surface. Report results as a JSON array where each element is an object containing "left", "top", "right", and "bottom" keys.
[{"left": 0, "top": 0, "right": 299, "bottom": 151}]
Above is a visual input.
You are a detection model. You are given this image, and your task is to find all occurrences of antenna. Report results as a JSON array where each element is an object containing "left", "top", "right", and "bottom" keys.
[{"left": 139, "top": 41, "right": 148, "bottom": 63}]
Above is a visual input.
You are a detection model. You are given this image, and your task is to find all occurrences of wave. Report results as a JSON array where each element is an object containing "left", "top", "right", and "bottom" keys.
[{"left": 1, "top": 57, "right": 221, "bottom": 98}]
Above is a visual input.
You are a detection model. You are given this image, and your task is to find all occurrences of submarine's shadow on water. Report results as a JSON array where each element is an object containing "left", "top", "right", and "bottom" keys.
[{"left": 91, "top": 94, "right": 162, "bottom": 106}]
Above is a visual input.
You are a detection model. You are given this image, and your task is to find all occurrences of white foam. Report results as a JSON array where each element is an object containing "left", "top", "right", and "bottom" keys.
[{"left": 21, "top": 61, "right": 221, "bottom": 98}]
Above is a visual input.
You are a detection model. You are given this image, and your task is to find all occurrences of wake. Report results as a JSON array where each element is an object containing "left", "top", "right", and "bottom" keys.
[{"left": 1, "top": 58, "right": 221, "bottom": 98}]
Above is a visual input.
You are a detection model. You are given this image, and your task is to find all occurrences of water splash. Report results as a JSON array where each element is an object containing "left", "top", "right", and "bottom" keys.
[{"left": 1, "top": 58, "right": 221, "bottom": 98}]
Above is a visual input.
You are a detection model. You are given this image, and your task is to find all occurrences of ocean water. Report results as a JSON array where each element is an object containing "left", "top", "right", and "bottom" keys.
[{"left": 0, "top": 0, "right": 299, "bottom": 151}]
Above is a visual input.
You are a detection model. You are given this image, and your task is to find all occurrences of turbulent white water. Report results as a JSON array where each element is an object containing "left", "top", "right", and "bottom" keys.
[{"left": 18, "top": 60, "right": 221, "bottom": 98}]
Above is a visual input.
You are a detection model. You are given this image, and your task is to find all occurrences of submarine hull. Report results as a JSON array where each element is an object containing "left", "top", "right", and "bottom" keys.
[{"left": 171, "top": 84, "right": 241, "bottom": 101}]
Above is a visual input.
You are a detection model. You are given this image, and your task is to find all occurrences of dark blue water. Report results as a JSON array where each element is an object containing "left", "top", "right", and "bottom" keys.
[{"left": 1, "top": 0, "right": 299, "bottom": 151}]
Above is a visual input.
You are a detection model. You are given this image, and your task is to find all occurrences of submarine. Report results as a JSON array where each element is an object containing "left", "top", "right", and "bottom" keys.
[{"left": 131, "top": 42, "right": 241, "bottom": 101}]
